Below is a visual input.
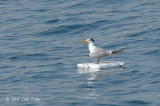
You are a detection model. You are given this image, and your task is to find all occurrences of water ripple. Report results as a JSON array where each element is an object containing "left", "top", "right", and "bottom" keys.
[
  {"left": 1, "top": 0, "right": 160, "bottom": 105},
  {"left": 127, "top": 100, "right": 151, "bottom": 105}
]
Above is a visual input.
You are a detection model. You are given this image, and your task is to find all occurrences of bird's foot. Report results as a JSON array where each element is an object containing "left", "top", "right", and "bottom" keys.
[
  {"left": 96, "top": 59, "right": 100, "bottom": 64},
  {"left": 96, "top": 61, "right": 100, "bottom": 64}
]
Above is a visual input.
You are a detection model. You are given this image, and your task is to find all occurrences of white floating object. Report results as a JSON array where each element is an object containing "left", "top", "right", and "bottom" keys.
[{"left": 77, "top": 61, "right": 124, "bottom": 69}]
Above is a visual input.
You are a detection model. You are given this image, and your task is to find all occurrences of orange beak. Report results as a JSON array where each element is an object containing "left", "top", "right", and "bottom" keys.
[{"left": 80, "top": 40, "right": 88, "bottom": 44}]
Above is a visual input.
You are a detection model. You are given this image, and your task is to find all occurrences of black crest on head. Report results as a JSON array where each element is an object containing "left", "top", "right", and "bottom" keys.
[{"left": 90, "top": 38, "right": 95, "bottom": 42}]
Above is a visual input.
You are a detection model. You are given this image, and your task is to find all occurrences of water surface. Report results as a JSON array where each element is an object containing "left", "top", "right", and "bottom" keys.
[{"left": 0, "top": 0, "right": 160, "bottom": 105}]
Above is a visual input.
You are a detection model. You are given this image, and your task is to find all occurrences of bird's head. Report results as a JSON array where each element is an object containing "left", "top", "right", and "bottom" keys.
[{"left": 81, "top": 38, "right": 95, "bottom": 44}]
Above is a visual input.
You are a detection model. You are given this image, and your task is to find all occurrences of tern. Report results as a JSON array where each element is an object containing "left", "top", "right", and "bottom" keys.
[{"left": 81, "top": 38, "right": 122, "bottom": 64}]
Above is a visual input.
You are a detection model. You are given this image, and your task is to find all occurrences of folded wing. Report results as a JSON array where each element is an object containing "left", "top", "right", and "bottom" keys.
[{"left": 90, "top": 47, "right": 122, "bottom": 59}]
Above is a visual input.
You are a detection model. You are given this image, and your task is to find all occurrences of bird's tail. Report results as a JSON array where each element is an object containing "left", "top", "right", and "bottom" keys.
[{"left": 112, "top": 49, "right": 123, "bottom": 55}]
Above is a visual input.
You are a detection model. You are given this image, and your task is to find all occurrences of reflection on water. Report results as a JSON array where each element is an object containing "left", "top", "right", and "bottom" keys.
[
  {"left": 85, "top": 72, "right": 101, "bottom": 100},
  {"left": 77, "top": 67, "right": 123, "bottom": 100}
]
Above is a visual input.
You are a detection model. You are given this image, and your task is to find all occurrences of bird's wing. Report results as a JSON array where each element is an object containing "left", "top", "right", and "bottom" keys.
[
  {"left": 90, "top": 47, "right": 123, "bottom": 59},
  {"left": 94, "top": 47, "right": 111, "bottom": 55},
  {"left": 109, "top": 49, "right": 123, "bottom": 55},
  {"left": 94, "top": 47, "right": 106, "bottom": 53},
  {"left": 90, "top": 47, "right": 110, "bottom": 59}
]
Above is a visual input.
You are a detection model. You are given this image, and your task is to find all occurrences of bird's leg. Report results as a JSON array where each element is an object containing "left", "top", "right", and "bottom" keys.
[{"left": 96, "top": 59, "right": 100, "bottom": 64}]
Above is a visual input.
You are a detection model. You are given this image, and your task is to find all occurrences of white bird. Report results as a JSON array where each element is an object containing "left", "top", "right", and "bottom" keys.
[{"left": 81, "top": 38, "right": 122, "bottom": 64}]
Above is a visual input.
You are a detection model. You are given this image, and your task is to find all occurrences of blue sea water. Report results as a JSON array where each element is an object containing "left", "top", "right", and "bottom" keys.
[{"left": 0, "top": 0, "right": 160, "bottom": 105}]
